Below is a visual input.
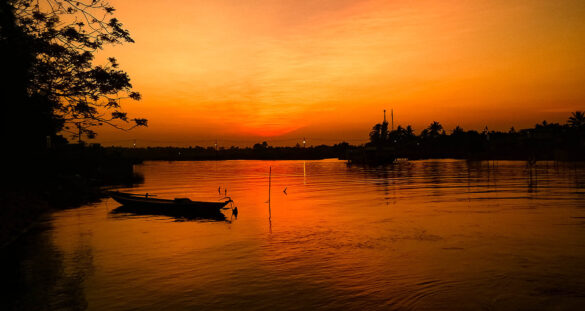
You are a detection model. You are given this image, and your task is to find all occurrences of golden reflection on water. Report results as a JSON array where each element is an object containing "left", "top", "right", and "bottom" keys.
[{"left": 4, "top": 160, "right": 585, "bottom": 310}]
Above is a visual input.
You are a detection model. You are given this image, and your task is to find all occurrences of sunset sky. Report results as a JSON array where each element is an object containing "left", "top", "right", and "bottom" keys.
[{"left": 96, "top": 0, "right": 585, "bottom": 147}]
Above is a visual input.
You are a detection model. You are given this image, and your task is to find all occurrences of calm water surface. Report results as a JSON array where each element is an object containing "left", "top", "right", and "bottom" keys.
[{"left": 3, "top": 159, "right": 585, "bottom": 310}]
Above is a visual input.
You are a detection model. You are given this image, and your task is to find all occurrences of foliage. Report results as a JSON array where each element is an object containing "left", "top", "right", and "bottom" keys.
[
  {"left": 568, "top": 111, "right": 585, "bottom": 128},
  {"left": 366, "top": 112, "right": 585, "bottom": 160},
  {"left": 7, "top": 0, "right": 146, "bottom": 142},
  {"left": 426, "top": 121, "right": 443, "bottom": 137},
  {"left": 369, "top": 121, "right": 389, "bottom": 144},
  {"left": 253, "top": 141, "right": 269, "bottom": 150}
]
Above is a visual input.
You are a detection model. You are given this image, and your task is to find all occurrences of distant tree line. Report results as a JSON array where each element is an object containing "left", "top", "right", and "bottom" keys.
[
  {"left": 98, "top": 110, "right": 585, "bottom": 162},
  {"left": 366, "top": 111, "right": 585, "bottom": 161},
  {"left": 105, "top": 142, "right": 354, "bottom": 161}
]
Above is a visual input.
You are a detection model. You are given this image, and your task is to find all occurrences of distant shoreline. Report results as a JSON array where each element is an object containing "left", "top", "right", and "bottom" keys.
[{"left": 103, "top": 145, "right": 585, "bottom": 163}]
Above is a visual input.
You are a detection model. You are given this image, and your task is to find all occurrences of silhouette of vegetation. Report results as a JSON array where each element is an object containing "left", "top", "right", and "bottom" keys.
[
  {"left": 568, "top": 111, "right": 585, "bottom": 128},
  {"left": 352, "top": 111, "right": 585, "bottom": 164},
  {"left": 2, "top": 0, "right": 146, "bottom": 149},
  {"left": 1, "top": 0, "right": 145, "bottom": 246},
  {"left": 93, "top": 111, "right": 585, "bottom": 163},
  {"left": 107, "top": 142, "right": 355, "bottom": 161}
]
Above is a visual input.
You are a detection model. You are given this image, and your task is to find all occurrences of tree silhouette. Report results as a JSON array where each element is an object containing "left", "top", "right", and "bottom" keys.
[
  {"left": 380, "top": 120, "right": 389, "bottom": 143},
  {"left": 427, "top": 121, "right": 443, "bottom": 137},
  {"left": 6, "top": 0, "right": 146, "bottom": 143},
  {"left": 253, "top": 141, "right": 269, "bottom": 150},
  {"left": 568, "top": 111, "right": 585, "bottom": 128},
  {"left": 405, "top": 125, "right": 415, "bottom": 137},
  {"left": 452, "top": 126, "right": 464, "bottom": 135},
  {"left": 369, "top": 123, "right": 383, "bottom": 144}
]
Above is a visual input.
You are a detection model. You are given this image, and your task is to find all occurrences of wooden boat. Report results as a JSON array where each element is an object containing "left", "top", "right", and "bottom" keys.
[{"left": 109, "top": 191, "right": 231, "bottom": 215}]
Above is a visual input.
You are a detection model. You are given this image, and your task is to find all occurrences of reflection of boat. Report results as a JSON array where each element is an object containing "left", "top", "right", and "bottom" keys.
[
  {"left": 110, "top": 205, "right": 229, "bottom": 222},
  {"left": 109, "top": 191, "right": 231, "bottom": 216}
]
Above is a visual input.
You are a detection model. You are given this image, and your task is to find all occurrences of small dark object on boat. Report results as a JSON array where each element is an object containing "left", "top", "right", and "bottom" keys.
[
  {"left": 233, "top": 206, "right": 238, "bottom": 217},
  {"left": 109, "top": 191, "right": 231, "bottom": 216}
]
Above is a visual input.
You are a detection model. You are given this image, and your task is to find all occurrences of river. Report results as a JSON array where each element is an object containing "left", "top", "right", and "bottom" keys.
[{"left": 3, "top": 159, "right": 585, "bottom": 310}]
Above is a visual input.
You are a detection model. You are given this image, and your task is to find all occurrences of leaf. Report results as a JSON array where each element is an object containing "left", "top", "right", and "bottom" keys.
[
  {"left": 112, "top": 111, "right": 128, "bottom": 121},
  {"left": 133, "top": 118, "right": 148, "bottom": 127},
  {"left": 129, "top": 92, "right": 141, "bottom": 100}
]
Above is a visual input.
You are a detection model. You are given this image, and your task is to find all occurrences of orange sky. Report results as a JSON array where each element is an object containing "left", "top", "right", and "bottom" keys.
[{"left": 95, "top": 0, "right": 585, "bottom": 147}]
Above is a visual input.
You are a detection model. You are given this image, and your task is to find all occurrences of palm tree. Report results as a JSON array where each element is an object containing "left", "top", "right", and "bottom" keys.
[
  {"left": 568, "top": 111, "right": 585, "bottom": 128},
  {"left": 427, "top": 121, "right": 443, "bottom": 137},
  {"left": 369, "top": 123, "right": 382, "bottom": 144},
  {"left": 380, "top": 121, "right": 389, "bottom": 142},
  {"left": 452, "top": 126, "right": 464, "bottom": 135},
  {"left": 389, "top": 125, "right": 403, "bottom": 144},
  {"left": 405, "top": 125, "right": 415, "bottom": 137}
]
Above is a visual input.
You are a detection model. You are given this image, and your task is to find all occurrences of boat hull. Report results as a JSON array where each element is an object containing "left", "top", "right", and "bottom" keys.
[{"left": 110, "top": 192, "right": 230, "bottom": 216}]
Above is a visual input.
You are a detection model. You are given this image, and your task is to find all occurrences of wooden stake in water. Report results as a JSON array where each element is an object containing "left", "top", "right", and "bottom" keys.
[{"left": 268, "top": 166, "right": 272, "bottom": 219}]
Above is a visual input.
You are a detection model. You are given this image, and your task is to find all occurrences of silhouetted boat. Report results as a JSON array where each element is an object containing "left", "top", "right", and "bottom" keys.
[{"left": 109, "top": 191, "right": 231, "bottom": 215}]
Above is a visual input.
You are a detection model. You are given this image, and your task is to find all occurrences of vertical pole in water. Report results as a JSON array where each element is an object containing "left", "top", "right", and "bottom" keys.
[
  {"left": 534, "top": 162, "right": 537, "bottom": 188},
  {"left": 303, "top": 161, "right": 306, "bottom": 185},
  {"left": 268, "top": 166, "right": 272, "bottom": 218},
  {"left": 268, "top": 166, "right": 272, "bottom": 233}
]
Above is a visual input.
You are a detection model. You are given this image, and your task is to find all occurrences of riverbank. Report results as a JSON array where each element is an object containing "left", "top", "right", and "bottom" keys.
[
  {"left": 0, "top": 191, "right": 49, "bottom": 249},
  {"left": 343, "top": 147, "right": 585, "bottom": 166},
  {"left": 0, "top": 145, "right": 142, "bottom": 248},
  {"left": 0, "top": 182, "right": 106, "bottom": 249}
]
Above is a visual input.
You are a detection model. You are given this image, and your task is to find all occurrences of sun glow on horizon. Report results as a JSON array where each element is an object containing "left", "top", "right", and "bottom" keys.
[{"left": 94, "top": 0, "right": 585, "bottom": 146}]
